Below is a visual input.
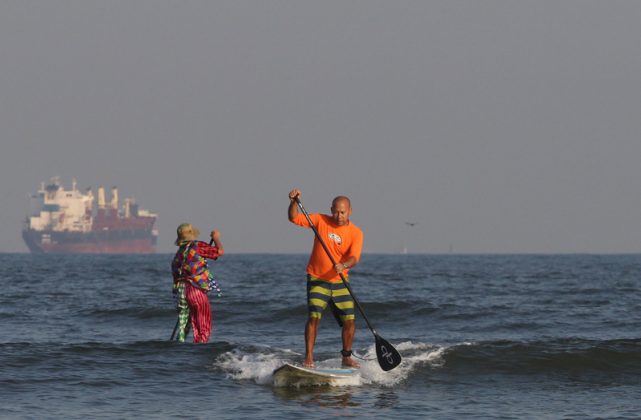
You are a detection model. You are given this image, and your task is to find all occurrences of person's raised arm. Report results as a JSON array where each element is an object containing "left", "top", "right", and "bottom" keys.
[
  {"left": 288, "top": 189, "right": 301, "bottom": 222},
  {"left": 210, "top": 230, "right": 224, "bottom": 256}
]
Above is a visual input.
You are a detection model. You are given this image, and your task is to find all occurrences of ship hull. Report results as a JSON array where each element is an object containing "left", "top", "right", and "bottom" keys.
[{"left": 22, "top": 229, "right": 157, "bottom": 254}]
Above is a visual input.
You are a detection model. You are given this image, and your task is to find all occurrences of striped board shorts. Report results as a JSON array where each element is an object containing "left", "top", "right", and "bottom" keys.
[{"left": 307, "top": 275, "right": 355, "bottom": 321}]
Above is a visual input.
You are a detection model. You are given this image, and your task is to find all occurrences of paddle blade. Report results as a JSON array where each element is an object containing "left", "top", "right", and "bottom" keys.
[{"left": 375, "top": 334, "right": 402, "bottom": 371}]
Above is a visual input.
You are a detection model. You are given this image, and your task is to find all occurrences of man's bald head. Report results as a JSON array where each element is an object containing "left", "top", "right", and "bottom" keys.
[
  {"left": 332, "top": 196, "right": 351, "bottom": 209},
  {"left": 331, "top": 196, "right": 352, "bottom": 226}
]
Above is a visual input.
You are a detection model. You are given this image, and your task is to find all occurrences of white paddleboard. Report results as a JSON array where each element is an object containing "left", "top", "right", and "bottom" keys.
[{"left": 272, "top": 363, "right": 360, "bottom": 387}]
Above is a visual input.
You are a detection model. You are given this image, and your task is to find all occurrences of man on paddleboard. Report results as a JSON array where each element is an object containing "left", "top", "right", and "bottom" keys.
[
  {"left": 288, "top": 189, "right": 363, "bottom": 368},
  {"left": 171, "top": 223, "right": 224, "bottom": 343}
]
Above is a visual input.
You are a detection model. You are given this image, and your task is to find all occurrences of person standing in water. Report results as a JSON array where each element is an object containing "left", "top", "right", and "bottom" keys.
[
  {"left": 287, "top": 189, "right": 363, "bottom": 368},
  {"left": 172, "top": 223, "right": 224, "bottom": 343}
]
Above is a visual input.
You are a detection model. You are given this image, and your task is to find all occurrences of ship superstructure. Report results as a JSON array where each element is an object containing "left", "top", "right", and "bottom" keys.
[{"left": 23, "top": 177, "right": 158, "bottom": 253}]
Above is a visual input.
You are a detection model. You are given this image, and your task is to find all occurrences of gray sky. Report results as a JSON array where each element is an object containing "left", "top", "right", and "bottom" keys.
[{"left": 1, "top": 1, "right": 640, "bottom": 254}]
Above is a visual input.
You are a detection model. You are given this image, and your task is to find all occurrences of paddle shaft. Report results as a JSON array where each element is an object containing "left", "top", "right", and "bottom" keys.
[
  {"left": 170, "top": 319, "right": 179, "bottom": 341},
  {"left": 295, "top": 198, "right": 378, "bottom": 336}
]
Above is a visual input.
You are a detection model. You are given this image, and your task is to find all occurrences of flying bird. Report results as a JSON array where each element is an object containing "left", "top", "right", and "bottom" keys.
[{"left": 404, "top": 222, "right": 418, "bottom": 227}]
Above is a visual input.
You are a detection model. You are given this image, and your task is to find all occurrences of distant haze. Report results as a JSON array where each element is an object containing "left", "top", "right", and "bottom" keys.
[{"left": 1, "top": 1, "right": 640, "bottom": 254}]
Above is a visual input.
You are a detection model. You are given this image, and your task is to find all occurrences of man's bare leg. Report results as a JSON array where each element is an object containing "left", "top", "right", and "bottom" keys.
[
  {"left": 304, "top": 317, "right": 319, "bottom": 367},
  {"left": 341, "top": 319, "right": 360, "bottom": 368}
]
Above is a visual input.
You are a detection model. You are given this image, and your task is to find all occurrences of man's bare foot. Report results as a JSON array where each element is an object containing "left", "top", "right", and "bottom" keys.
[
  {"left": 341, "top": 357, "right": 360, "bottom": 368},
  {"left": 303, "top": 358, "right": 315, "bottom": 368}
]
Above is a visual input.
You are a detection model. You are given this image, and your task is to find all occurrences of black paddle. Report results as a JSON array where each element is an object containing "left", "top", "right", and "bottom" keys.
[
  {"left": 169, "top": 238, "right": 215, "bottom": 341},
  {"left": 169, "top": 319, "right": 179, "bottom": 341},
  {"left": 295, "top": 197, "right": 402, "bottom": 371}
]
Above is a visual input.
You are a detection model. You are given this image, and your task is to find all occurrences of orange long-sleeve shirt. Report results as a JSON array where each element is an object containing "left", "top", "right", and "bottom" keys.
[{"left": 290, "top": 213, "right": 363, "bottom": 282}]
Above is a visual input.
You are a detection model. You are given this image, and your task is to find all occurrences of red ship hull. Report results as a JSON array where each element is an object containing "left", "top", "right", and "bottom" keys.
[{"left": 22, "top": 229, "right": 157, "bottom": 254}]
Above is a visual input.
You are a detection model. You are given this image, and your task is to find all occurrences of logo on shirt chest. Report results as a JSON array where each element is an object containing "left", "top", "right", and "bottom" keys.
[{"left": 328, "top": 232, "right": 343, "bottom": 245}]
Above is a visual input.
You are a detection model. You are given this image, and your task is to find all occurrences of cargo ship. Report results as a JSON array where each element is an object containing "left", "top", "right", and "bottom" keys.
[{"left": 22, "top": 177, "right": 158, "bottom": 254}]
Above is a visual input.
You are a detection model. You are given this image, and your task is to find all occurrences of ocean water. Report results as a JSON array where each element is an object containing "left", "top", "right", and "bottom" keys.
[{"left": 1, "top": 253, "right": 641, "bottom": 419}]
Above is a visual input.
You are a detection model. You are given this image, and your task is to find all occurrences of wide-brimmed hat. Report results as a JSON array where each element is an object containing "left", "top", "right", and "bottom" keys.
[{"left": 175, "top": 223, "right": 200, "bottom": 245}]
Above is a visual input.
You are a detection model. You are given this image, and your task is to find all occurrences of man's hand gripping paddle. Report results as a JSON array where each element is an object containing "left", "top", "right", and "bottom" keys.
[{"left": 295, "top": 197, "right": 402, "bottom": 371}]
